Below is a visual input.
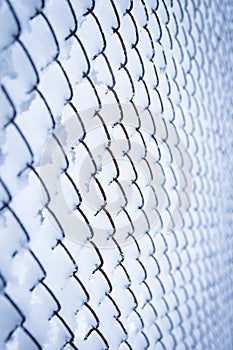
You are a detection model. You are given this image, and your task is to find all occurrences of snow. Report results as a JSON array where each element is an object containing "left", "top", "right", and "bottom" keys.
[
  {"left": 21, "top": 14, "right": 58, "bottom": 71},
  {"left": 94, "top": 0, "right": 118, "bottom": 34},
  {"left": 0, "top": 125, "right": 31, "bottom": 194},
  {"left": 38, "top": 62, "right": 70, "bottom": 117},
  {"left": 9, "top": 0, "right": 40, "bottom": 31},
  {"left": 62, "top": 37, "right": 89, "bottom": 85},
  {"left": 77, "top": 14, "right": 105, "bottom": 61},
  {"left": 0, "top": 295, "right": 22, "bottom": 348},
  {"left": 6, "top": 327, "right": 38, "bottom": 350},
  {"left": 0, "top": 1, "right": 18, "bottom": 50},
  {"left": 0, "top": 0, "right": 233, "bottom": 349},
  {"left": 44, "top": 0, "right": 76, "bottom": 45}
]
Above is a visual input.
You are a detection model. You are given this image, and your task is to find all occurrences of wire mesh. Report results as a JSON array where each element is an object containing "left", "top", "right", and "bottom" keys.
[{"left": 0, "top": 0, "right": 233, "bottom": 349}]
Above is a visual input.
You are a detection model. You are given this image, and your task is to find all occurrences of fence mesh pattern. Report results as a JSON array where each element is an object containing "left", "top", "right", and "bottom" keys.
[{"left": 0, "top": 0, "right": 233, "bottom": 349}]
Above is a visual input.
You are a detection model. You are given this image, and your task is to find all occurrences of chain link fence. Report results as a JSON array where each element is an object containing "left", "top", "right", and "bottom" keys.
[{"left": 0, "top": 0, "right": 233, "bottom": 349}]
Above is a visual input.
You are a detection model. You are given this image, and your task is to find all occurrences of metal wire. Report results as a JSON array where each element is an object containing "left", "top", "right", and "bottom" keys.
[{"left": 0, "top": 0, "right": 233, "bottom": 349}]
